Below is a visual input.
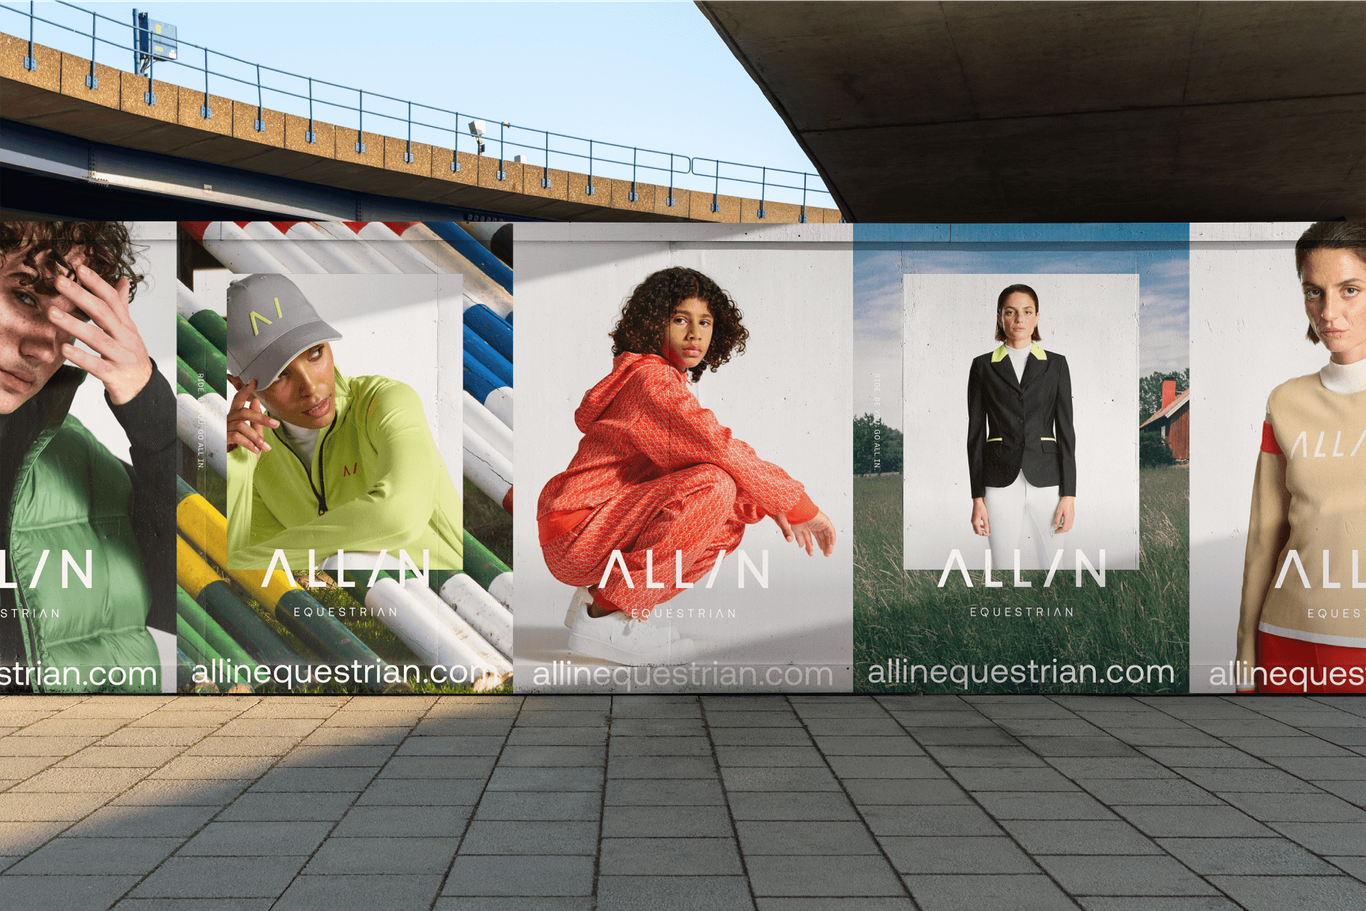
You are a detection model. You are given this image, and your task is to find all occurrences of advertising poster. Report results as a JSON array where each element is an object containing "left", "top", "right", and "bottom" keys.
[
  {"left": 1191, "top": 222, "right": 1366, "bottom": 695},
  {"left": 172, "top": 222, "right": 511, "bottom": 695},
  {"left": 853, "top": 224, "right": 1191, "bottom": 694},
  {"left": 514, "top": 223, "right": 853, "bottom": 693},
  {"left": 1, "top": 220, "right": 177, "bottom": 693}
]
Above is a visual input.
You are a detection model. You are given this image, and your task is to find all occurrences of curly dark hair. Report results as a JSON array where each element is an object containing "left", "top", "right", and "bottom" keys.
[
  {"left": 609, "top": 267, "right": 748, "bottom": 382},
  {"left": 1296, "top": 221, "right": 1366, "bottom": 345},
  {"left": 0, "top": 221, "right": 143, "bottom": 303}
]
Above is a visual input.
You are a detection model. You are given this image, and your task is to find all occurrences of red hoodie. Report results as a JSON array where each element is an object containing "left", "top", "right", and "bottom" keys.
[{"left": 537, "top": 352, "right": 817, "bottom": 545}]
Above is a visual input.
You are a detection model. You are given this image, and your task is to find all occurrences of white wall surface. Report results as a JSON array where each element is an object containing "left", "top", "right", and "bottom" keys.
[
  {"left": 902, "top": 272, "right": 1141, "bottom": 571},
  {"left": 1189, "top": 222, "right": 1320, "bottom": 692},
  {"left": 515, "top": 223, "right": 853, "bottom": 692}
]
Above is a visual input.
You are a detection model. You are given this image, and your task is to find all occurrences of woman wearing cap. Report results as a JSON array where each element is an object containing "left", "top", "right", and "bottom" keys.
[
  {"left": 224, "top": 274, "right": 462, "bottom": 571},
  {"left": 966, "top": 283, "right": 1076, "bottom": 570}
]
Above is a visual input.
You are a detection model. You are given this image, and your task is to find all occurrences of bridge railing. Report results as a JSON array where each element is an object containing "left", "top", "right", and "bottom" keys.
[{"left": 3, "top": 0, "right": 840, "bottom": 217}]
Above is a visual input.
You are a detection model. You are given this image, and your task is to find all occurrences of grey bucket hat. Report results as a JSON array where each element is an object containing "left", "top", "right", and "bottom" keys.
[{"left": 226, "top": 274, "right": 342, "bottom": 386}]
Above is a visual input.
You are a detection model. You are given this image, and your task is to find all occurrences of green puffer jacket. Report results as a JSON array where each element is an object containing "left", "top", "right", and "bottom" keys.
[
  {"left": 6, "top": 370, "right": 160, "bottom": 694},
  {"left": 227, "top": 371, "right": 463, "bottom": 571}
]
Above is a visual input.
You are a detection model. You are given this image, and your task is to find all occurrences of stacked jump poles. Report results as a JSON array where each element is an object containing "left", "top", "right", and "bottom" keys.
[{"left": 176, "top": 221, "right": 516, "bottom": 688}]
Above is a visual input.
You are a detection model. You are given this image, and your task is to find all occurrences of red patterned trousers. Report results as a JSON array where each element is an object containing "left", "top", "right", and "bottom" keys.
[{"left": 541, "top": 464, "right": 749, "bottom": 619}]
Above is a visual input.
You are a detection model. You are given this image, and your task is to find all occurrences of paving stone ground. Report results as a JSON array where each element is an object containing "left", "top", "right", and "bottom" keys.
[{"left": 0, "top": 693, "right": 1362, "bottom": 910}]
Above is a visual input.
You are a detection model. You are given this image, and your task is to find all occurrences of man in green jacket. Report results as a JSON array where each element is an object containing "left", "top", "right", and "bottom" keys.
[
  {"left": 0, "top": 222, "right": 171, "bottom": 693},
  {"left": 224, "top": 274, "right": 462, "bottom": 573}
]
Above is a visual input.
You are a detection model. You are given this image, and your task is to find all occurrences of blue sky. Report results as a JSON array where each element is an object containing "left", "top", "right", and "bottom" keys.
[
  {"left": 852, "top": 236, "right": 1191, "bottom": 425},
  {"left": 10, "top": 1, "right": 826, "bottom": 205}
]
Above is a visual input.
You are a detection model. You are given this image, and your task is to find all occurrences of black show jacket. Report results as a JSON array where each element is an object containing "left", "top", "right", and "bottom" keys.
[{"left": 966, "top": 344, "right": 1076, "bottom": 498}]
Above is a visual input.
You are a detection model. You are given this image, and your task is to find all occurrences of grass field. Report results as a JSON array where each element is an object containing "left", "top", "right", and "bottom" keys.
[{"left": 854, "top": 467, "right": 1189, "bottom": 694}]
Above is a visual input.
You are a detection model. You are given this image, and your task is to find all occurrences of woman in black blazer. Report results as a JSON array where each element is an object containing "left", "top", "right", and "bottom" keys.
[{"left": 966, "top": 284, "right": 1076, "bottom": 570}]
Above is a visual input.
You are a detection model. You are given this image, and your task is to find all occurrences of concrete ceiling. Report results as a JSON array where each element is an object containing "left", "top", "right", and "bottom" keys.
[{"left": 699, "top": 1, "right": 1365, "bottom": 223}]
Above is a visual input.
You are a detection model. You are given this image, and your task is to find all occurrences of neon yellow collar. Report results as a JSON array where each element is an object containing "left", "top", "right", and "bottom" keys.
[{"left": 991, "top": 343, "right": 1047, "bottom": 363}]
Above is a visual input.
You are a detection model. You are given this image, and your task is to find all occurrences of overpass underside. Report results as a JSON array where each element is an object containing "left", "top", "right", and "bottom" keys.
[{"left": 1, "top": 33, "right": 840, "bottom": 224}]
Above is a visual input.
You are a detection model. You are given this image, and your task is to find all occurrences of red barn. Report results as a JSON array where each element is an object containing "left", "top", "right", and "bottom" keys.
[{"left": 1140, "top": 379, "right": 1190, "bottom": 462}]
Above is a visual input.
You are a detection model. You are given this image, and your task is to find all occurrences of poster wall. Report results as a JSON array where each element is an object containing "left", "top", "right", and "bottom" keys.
[
  {"left": 1190, "top": 222, "right": 1366, "bottom": 694},
  {"left": 514, "top": 223, "right": 854, "bottom": 692},
  {"left": 6, "top": 219, "right": 1363, "bottom": 695},
  {"left": 855, "top": 224, "right": 1192, "bottom": 694}
]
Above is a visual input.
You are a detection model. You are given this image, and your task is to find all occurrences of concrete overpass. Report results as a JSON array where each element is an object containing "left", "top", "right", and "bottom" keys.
[
  {"left": 1, "top": 32, "right": 841, "bottom": 224},
  {"left": 700, "top": 1, "right": 1364, "bottom": 222}
]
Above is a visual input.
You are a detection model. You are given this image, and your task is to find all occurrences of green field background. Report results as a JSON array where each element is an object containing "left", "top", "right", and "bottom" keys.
[{"left": 854, "top": 467, "right": 1189, "bottom": 694}]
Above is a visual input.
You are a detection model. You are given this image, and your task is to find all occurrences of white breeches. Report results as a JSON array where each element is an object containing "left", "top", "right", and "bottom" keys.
[{"left": 985, "top": 472, "right": 1064, "bottom": 571}]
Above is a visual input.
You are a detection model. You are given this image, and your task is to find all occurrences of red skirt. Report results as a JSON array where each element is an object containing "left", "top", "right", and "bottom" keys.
[{"left": 1253, "top": 630, "right": 1366, "bottom": 693}]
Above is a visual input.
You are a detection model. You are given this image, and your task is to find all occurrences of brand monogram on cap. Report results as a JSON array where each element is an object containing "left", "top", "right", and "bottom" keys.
[{"left": 250, "top": 296, "right": 285, "bottom": 336}]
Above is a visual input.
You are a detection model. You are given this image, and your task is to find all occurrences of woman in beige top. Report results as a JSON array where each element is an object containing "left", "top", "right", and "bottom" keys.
[{"left": 1237, "top": 221, "right": 1366, "bottom": 693}]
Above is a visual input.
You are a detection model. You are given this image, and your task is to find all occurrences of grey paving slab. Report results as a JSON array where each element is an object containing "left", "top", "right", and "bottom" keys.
[
  {"left": 843, "top": 778, "right": 972, "bottom": 806},
  {"left": 720, "top": 767, "right": 841, "bottom": 792},
  {"left": 1156, "top": 836, "right": 1339, "bottom": 875},
  {"left": 130, "top": 855, "right": 307, "bottom": 898},
  {"left": 112, "top": 898, "right": 275, "bottom": 910},
  {"left": 459, "top": 820, "right": 599, "bottom": 855},
  {"left": 746, "top": 855, "right": 906, "bottom": 896},
  {"left": 355, "top": 778, "right": 484, "bottom": 806},
  {"left": 709, "top": 728, "right": 816, "bottom": 747},
  {"left": 274, "top": 744, "right": 396, "bottom": 767},
  {"left": 1207, "top": 874, "right": 1366, "bottom": 911},
  {"left": 605, "top": 755, "right": 717, "bottom": 778},
  {"left": 601, "top": 805, "right": 734, "bottom": 837},
  {"left": 735, "top": 820, "right": 881, "bottom": 855},
  {"left": 1075, "top": 777, "right": 1224, "bottom": 806},
  {"left": 947, "top": 766, "right": 1080, "bottom": 791},
  {"left": 330, "top": 804, "right": 472, "bottom": 837},
  {"left": 606, "top": 718, "right": 708, "bottom": 737},
  {"left": 0, "top": 819, "right": 80, "bottom": 854},
  {"left": 973, "top": 790, "right": 1119, "bottom": 820},
  {"left": 495, "top": 745, "right": 605, "bottom": 766},
  {"left": 1218, "top": 790, "right": 1366, "bottom": 822},
  {"left": 904, "top": 874, "right": 1078, "bottom": 911},
  {"left": 861, "top": 804, "right": 1007, "bottom": 838},
  {"left": 108, "top": 778, "right": 251, "bottom": 807},
  {"left": 485, "top": 766, "right": 601, "bottom": 791},
  {"left": 505, "top": 727, "right": 607, "bottom": 746},
  {"left": 304, "top": 835, "right": 458, "bottom": 874},
  {"left": 813, "top": 736, "right": 927, "bottom": 757},
  {"left": 473, "top": 790, "right": 601, "bottom": 821},
  {"left": 597, "top": 875, "right": 755, "bottom": 911},
  {"left": 1113, "top": 804, "right": 1277, "bottom": 838},
  {"left": 1044, "top": 756, "right": 1179, "bottom": 779},
  {"left": 1173, "top": 766, "right": 1325, "bottom": 793},
  {"left": 1268, "top": 820, "right": 1366, "bottom": 855},
  {"left": 1000, "top": 819, "right": 1164, "bottom": 855},
  {"left": 377, "top": 756, "right": 498, "bottom": 779},
  {"left": 608, "top": 736, "right": 713, "bottom": 757},
  {"left": 6, "top": 835, "right": 181, "bottom": 874},
  {"left": 824, "top": 756, "right": 943, "bottom": 778},
  {"left": 247, "top": 766, "right": 378, "bottom": 793},
  {"left": 878, "top": 836, "right": 1040, "bottom": 874},
  {"left": 177, "top": 820, "right": 333, "bottom": 856},
  {"left": 214, "top": 791, "right": 358, "bottom": 822},
  {"left": 0, "top": 874, "right": 140, "bottom": 911},
  {"left": 1036, "top": 855, "right": 1221, "bottom": 896},
  {"left": 600, "top": 837, "right": 743, "bottom": 875},
  {"left": 605, "top": 778, "right": 725, "bottom": 806},
  {"left": 755, "top": 896, "right": 918, "bottom": 910},
  {"left": 728, "top": 791, "right": 861, "bottom": 821},
  {"left": 443, "top": 855, "right": 596, "bottom": 896},
  {"left": 1075, "top": 899, "right": 1243, "bottom": 911},
  {"left": 272, "top": 874, "right": 443, "bottom": 911}
]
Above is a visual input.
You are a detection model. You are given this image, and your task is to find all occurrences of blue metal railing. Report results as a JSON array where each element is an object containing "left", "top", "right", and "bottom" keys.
[{"left": 3, "top": 0, "right": 839, "bottom": 218}]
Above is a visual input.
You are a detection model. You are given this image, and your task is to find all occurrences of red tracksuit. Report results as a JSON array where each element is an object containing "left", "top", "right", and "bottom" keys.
[{"left": 537, "top": 352, "right": 817, "bottom": 619}]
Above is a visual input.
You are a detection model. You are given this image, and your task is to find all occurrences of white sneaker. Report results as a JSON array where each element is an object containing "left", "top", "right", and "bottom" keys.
[
  {"left": 564, "top": 587, "right": 681, "bottom": 639},
  {"left": 564, "top": 587, "right": 595, "bottom": 629},
  {"left": 567, "top": 607, "right": 697, "bottom": 666}
]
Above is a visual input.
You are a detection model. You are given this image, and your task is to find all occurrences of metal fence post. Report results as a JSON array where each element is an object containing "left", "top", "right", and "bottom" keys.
[
  {"left": 86, "top": 10, "right": 98, "bottom": 87},
  {"left": 23, "top": 0, "right": 36, "bottom": 70},
  {"left": 355, "top": 90, "right": 365, "bottom": 153}
]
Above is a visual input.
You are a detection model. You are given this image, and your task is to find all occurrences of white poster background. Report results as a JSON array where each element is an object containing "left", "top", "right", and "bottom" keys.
[
  {"left": 1189, "top": 222, "right": 1322, "bottom": 693},
  {"left": 515, "top": 223, "right": 853, "bottom": 693},
  {"left": 64, "top": 223, "right": 178, "bottom": 687},
  {"left": 902, "top": 273, "right": 1141, "bottom": 571},
  {"left": 71, "top": 223, "right": 176, "bottom": 462}
]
